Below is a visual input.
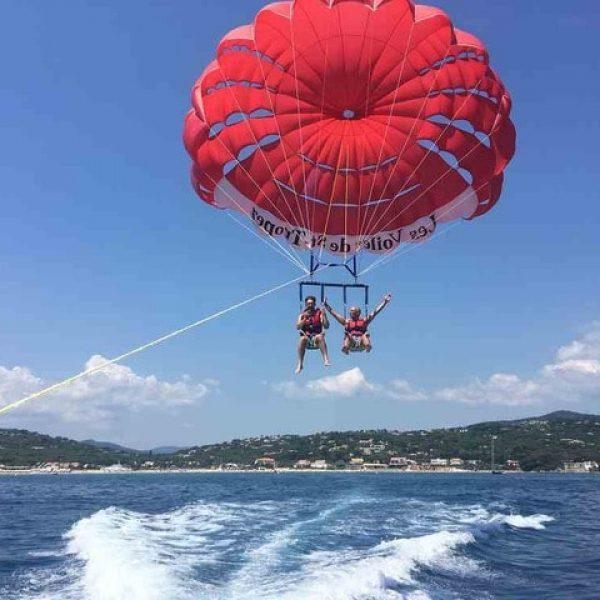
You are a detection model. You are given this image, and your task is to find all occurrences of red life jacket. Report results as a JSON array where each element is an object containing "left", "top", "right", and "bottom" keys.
[
  {"left": 302, "top": 309, "right": 323, "bottom": 335},
  {"left": 346, "top": 318, "right": 367, "bottom": 336}
]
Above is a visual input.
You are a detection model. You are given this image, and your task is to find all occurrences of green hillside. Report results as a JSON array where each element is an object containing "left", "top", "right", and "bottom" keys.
[
  {"left": 2, "top": 411, "right": 600, "bottom": 471},
  {"left": 0, "top": 429, "right": 145, "bottom": 467},
  {"left": 160, "top": 410, "right": 600, "bottom": 471}
]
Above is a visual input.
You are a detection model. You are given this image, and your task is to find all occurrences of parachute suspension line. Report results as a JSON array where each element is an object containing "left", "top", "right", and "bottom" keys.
[
  {"left": 359, "top": 175, "right": 492, "bottom": 277},
  {"left": 357, "top": 19, "right": 377, "bottom": 256},
  {"left": 200, "top": 127, "right": 306, "bottom": 271},
  {"left": 316, "top": 5, "right": 357, "bottom": 267},
  {"left": 213, "top": 64, "right": 308, "bottom": 269},
  {"left": 351, "top": 15, "right": 380, "bottom": 267},
  {"left": 343, "top": 283, "right": 348, "bottom": 318},
  {"left": 344, "top": 144, "right": 351, "bottom": 265},
  {"left": 309, "top": 13, "right": 334, "bottom": 253},
  {"left": 317, "top": 136, "right": 349, "bottom": 265},
  {"left": 336, "top": 5, "right": 354, "bottom": 268},
  {"left": 289, "top": 6, "right": 312, "bottom": 239},
  {"left": 359, "top": 218, "right": 463, "bottom": 277},
  {"left": 356, "top": 45, "right": 453, "bottom": 249},
  {"left": 0, "top": 272, "right": 311, "bottom": 418},
  {"left": 362, "top": 72, "right": 487, "bottom": 240},
  {"left": 225, "top": 213, "right": 308, "bottom": 273},
  {"left": 231, "top": 54, "right": 307, "bottom": 238},
  {"left": 203, "top": 169, "right": 308, "bottom": 273},
  {"left": 246, "top": 30, "right": 313, "bottom": 244},
  {"left": 314, "top": 7, "right": 374, "bottom": 270},
  {"left": 358, "top": 151, "right": 491, "bottom": 276},
  {"left": 359, "top": 45, "right": 454, "bottom": 240},
  {"left": 355, "top": 16, "right": 417, "bottom": 248},
  {"left": 362, "top": 85, "right": 498, "bottom": 256}
]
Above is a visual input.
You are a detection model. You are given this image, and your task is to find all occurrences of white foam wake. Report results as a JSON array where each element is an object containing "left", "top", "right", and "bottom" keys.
[
  {"left": 27, "top": 501, "right": 245, "bottom": 600},
  {"left": 17, "top": 499, "right": 555, "bottom": 600},
  {"left": 496, "top": 514, "right": 555, "bottom": 530},
  {"left": 227, "top": 500, "right": 361, "bottom": 598},
  {"left": 66, "top": 509, "right": 191, "bottom": 600},
  {"left": 455, "top": 507, "right": 555, "bottom": 531},
  {"left": 65, "top": 502, "right": 235, "bottom": 600},
  {"left": 276, "top": 530, "right": 476, "bottom": 600}
]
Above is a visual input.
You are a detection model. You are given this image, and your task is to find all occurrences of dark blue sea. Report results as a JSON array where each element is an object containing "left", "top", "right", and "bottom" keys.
[{"left": 0, "top": 473, "right": 598, "bottom": 600}]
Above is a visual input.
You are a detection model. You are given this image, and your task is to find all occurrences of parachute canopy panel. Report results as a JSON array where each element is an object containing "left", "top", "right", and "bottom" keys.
[{"left": 184, "top": 0, "right": 515, "bottom": 256}]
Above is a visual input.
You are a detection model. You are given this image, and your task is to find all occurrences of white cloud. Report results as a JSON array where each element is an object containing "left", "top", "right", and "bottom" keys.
[
  {"left": 0, "top": 355, "right": 215, "bottom": 424},
  {"left": 307, "top": 367, "right": 376, "bottom": 396},
  {"left": 435, "top": 374, "right": 541, "bottom": 406},
  {"left": 272, "top": 323, "right": 600, "bottom": 407},
  {"left": 556, "top": 323, "right": 600, "bottom": 361},
  {"left": 0, "top": 365, "right": 43, "bottom": 404},
  {"left": 433, "top": 322, "right": 600, "bottom": 406},
  {"left": 544, "top": 359, "right": 600, "bottom": 376},
  {"left": 273, "top": 367, "right": 377, "bottom": 399},
  {"left": 388, "top": 379, "right": 428, "bottom": 402}
]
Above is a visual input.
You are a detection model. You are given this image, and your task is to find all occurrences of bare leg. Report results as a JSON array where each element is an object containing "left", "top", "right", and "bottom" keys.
[
  {"left": 315, "top": 334, "right": 331, "bottom": 366},
  {"left": 342, "top": 335, "right": 351, "bottom": 355},
  {"left": 296, "top": 336, "right": 308, "bottom": 373},
  {"left": 362, "top": 334, "right": 372, "bottom": 353}
]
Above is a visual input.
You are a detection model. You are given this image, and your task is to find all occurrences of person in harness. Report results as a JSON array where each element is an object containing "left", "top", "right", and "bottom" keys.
[
  {"left": 296, "top": 295, "right": 331, "bottom": 373},
  {"left": 324, "top": 293, "right": 392, "bottom": 354}
]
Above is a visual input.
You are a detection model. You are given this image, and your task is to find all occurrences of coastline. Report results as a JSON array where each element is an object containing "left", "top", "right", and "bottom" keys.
[{"left": 1, "top": 468, "right": 586, "bottom": 476}]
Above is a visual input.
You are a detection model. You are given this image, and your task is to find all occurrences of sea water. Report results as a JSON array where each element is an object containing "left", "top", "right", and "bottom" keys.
[{"left": 0, "top": 473, "right": 598, "bottom": 599}]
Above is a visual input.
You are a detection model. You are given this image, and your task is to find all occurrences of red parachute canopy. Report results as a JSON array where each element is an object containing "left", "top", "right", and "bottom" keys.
[{"left": 184, "top": 0, "right": 515, "bottom": 256}]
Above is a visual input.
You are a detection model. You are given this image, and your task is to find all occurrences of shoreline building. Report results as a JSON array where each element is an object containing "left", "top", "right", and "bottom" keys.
[
  {"left": 254, "top": 457, "right": 276, "bottom": 470},
  {"left": 563, "top": 461, "right": 599, "bottom": 472}
]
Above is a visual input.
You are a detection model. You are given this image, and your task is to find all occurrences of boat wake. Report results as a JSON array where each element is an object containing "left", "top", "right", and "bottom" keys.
[{"left": 14, "top": 496, "right": 554, "bottom": 600}]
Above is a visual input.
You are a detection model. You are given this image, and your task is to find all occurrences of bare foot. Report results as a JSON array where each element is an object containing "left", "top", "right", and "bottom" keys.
[
  {"left": 324, "top": 360, "right": 331, "bottom": 367},
  {"left": 295, "top": 363, "right": 303, "bottom": 374}
]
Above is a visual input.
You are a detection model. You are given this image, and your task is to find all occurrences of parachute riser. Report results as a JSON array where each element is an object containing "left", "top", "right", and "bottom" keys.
[{"left": 309, "top": 254, "right": 359, "bottom": 281}]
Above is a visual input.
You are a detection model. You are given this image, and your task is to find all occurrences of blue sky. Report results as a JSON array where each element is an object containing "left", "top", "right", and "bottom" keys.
[{"left": 1, "top": 0, "right": 599, "bottom": 448}]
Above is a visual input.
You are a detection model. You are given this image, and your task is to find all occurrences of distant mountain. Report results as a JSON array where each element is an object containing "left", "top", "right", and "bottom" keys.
[
  {"left": 479, "top": 410, "right": 600, "bottom": 427},
  {"left": 530, "top": 410, "right": 599, "bottom": 422},
  {"left": 150, "top": 446, "right": 185, "bottom": 455},
  {"left": 82, "top": 440, "right": 184, "bottom": 455},
  {"left": 82, "top": 439, "right": 138, "bottom": 453}
]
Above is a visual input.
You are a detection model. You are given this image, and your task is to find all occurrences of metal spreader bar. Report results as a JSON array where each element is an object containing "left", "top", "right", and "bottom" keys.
[
  {"left": 299, "top": 281, "right": 370, "bottom": 311},
  {"left": 309, "top": 254, "right": 359, "bottom": 279}
]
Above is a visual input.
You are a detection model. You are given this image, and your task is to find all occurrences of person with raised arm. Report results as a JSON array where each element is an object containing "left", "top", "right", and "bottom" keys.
[{"left": 324, "top": 293, "right": 392, "bottom": 354}]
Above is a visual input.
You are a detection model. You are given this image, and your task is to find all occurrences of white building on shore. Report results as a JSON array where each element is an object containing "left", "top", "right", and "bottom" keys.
[
  {"left": 294, "top": 460, "right": 312, "bottom": 469},
  {"left": 347, "top": 458, "right": 365, "bottom": 470},
  {"left": 254, "top": 457, "right": 276, "bottom": 469},
  {"left": 310, "top": 460, "right": 330, "bottom": 470},
  {"left": 564, "top": 461, "right": 598, "bottom": 472},
  {"left": 101, "top": 464, "right": 133, "bottom": 473}
]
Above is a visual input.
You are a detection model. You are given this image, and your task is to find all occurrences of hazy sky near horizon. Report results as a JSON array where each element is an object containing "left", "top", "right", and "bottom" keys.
[{"left": 1, "top": 0, "right": 599, "bottom": 448}]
